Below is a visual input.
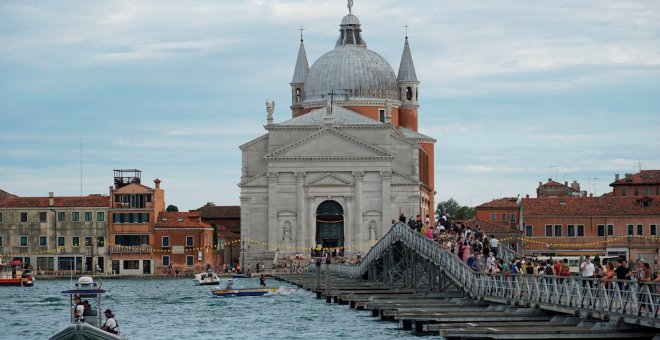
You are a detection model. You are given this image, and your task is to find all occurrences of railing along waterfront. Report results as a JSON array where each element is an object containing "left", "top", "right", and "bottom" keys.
[{"left": 330, "top": 222, "right": 660, "bottom": 327}]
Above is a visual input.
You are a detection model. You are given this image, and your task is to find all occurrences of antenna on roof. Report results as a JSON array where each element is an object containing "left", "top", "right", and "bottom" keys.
[
  {"left": 80, "top": 137, "right": 87, "bottom": 197},
  {"left": 637, "top": 160, "right": 643, "bottom": 172},
  {"left": 548, "top": 165, "right": 557, "bottom": 180},
  {"left": 589, "top": 177, "right": 599, "bottom": 196}
]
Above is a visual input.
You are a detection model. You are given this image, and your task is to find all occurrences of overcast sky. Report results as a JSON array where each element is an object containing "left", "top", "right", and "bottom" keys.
[{"left": 1, "top": 0, "right": 659, "bottom": 211}]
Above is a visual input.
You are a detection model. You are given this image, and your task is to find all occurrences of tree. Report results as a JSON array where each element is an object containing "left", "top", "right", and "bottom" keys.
[
  {"left": 435, "top": 198, "right": 475, "bottom": 221},
  {"left": 205, "top": 201, "right": 216, "bottom": 206},
  {"left": 453, "top": 206, "right": 476, "bottom": 220},
  {"left": 166, "top": 205, "right": 179, "bottom": 212}
]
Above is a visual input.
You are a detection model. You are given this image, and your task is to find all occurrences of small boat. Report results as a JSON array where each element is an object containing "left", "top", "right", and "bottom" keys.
[
  {"left": 193, "top": 271, "right": 220, "bottom": 286},
  {"left": 0, "top": 259, "right": 34, "bottom": 287},
  {"left": 212, "top": 287, "right": 278, "bottom": 297},
  {"left": 50, "top": 277, "right": 125, "bottom": 340},
  {"left": 232, "top": 273, "right": 252, "bottom": 279}
]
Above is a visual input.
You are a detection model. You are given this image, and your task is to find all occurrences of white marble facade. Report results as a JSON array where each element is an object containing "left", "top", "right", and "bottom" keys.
[{"left": 239, "top": 107, "right": 421, "bottom": 262}]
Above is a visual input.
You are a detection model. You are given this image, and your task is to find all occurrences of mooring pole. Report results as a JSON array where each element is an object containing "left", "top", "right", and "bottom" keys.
[
  {"left": 325, "top": 256, "right": 332, "bottom": 303},
  {"left": 315, "top": 258, "right": 322, "bottom": 298}
]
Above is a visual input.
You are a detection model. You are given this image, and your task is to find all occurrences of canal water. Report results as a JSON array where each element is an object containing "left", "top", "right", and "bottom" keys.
[{"left": 2, "top": 277, "right": 423, "bottom": 339}]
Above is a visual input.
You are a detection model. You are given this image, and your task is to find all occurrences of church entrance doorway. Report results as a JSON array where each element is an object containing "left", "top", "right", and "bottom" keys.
[{"left": 315, "top": 200, "right": 344, "bottom": 256}]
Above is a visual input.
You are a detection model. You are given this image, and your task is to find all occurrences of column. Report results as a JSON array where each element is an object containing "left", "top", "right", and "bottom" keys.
[
  {"left": 267, "top": 172, "right": 278, "bottom": 252},
  {"left": 381, "top": 170, "right": 392, "bottom": 237},
  {"left": 344, "top": 196, "right": 353, "bottom": 253},
  {"left": 307, "top": 196, "right": 316, "bottom": 253},
  {"left": 353, "top": 171, "right": 364, "bottom": 243},
  {"left": 295, "top": 172, "right": 306, "bottom": 252}
]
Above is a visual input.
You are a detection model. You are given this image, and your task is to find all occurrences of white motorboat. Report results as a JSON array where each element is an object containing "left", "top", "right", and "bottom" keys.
[
  {"left": 50, "top": 277, "right": 126, "bottom": 340},
  {"left": 193, "top": 271, "right": 220, "bottom": 286}
]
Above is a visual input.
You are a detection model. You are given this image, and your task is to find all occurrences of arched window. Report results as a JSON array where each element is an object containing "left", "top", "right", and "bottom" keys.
[
  {"left": 295, "top": 88, "right": 301, "bottom": 103},
  {"left": 406, "top": 87, "right": 412, "bottom": 100},
  {"left": 416, "top": 88, "right": 419, "bottom": 101}
]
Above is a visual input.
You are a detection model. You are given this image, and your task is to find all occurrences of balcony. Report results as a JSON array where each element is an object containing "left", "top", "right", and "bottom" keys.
[{"left": 109, "top": 244, "right": 152, "bottom": 254}]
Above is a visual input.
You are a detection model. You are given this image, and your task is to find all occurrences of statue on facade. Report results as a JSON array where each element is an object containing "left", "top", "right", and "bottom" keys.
[
  {"left": 266, "top": 100, "right": 275, "bottom": 124},
  {"left": 282, "top": 222, "right": 292, "bottom": 241},
  {"left": 368, "top": 221, "right": 377, "bottom": 240}
]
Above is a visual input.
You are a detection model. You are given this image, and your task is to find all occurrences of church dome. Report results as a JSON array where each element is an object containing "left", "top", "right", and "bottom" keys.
[
  {"left": 303, "top": 47, "right": 398, "bottom": 104},
  {"left": 302, "top": 9, "right": 398, "bottom": 105}
]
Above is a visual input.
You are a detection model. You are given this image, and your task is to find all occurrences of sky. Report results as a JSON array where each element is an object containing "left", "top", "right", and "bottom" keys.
[{"left": 1, "top": 0, "right": 659, "bottom": 211}]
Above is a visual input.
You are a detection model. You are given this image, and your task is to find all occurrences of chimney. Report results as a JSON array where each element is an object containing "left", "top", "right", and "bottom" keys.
[
  {"left": 539, "top": 181, "right": 542, "bottom": 187},
  {"left": 154, "top": 179, "right": 161, "bottom": 189},
  {"left": 589, "top": 193, "right": 593, "bottom": 197},
  {"left": 525, "top": 194, "right": 530, "bottom": 198},
  {"left": 548, "top": 178, "right": 552, "bottom": 182},
  {"left": 625, "top": 173, "right": 632, "bottom": 181},
  {"left": 565, "top": 181, "right": 568, "bottom": 186},
  {"left": 615, "top": 174, "right": 619, "bottom": 181},
  {"left": 48, "top": 192, "right": 54, "bottom": 207}
]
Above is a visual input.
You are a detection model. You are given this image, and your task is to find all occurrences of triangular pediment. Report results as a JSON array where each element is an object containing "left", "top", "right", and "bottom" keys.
[
  {"left": 306, "top": 173, "right": 353, "bottom": 187},
  {"left": 264, "top": 128, "right": 394, "bottom": 161},
  {"left": 392, "top": 170, "right": 419, "bottom": 186},
  {"left": 238, "top": 173, "right": 267, "bottom": 188}
]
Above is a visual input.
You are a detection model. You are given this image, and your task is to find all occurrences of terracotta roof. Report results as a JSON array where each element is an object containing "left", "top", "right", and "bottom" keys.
[
  {"left": 194, "top": 205, "right": 240, "bottom": 219},
  {"left": 539, "top": 180, "right": 566, "bottom": 187},
  {"left": 0, "top": 189, "right": 17, "bottom": 201},
  {"left": 0, "top": 195, "right": 109, "bottom": 208},
  {"left": 522, "top": 196, "right": 660, "bottom": 216},
  {"left": 610, "top": 170, "right": 660, "bottom": 186},
  {"left": 476, "top": 197, "right": 519, "bottom": 209},
  {"left": 155, "top": 211, "right": 211, "bottom": 228},
  {"left": 463, "top": 219, "right": 522, "bottom": 234}
]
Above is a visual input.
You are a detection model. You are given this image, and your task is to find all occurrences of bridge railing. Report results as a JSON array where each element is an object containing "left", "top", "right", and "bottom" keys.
[{"left": 330, "top": 222, "right": 660, "bottom": 324}]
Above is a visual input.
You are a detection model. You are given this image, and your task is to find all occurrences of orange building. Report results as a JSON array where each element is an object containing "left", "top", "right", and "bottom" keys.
[
  {"left": 154, "top": 211, "right": 215, "bottom": 274},
  {"left": 475, "top": 197, "right": 519, "bottom": 228},
  {"left": 194, "top": 205, "right": 240, "bottom": 265},
  {"left": 108, "top": 169, "right": 165, "bottom": 275},
  {"left": 610, "top": 170, "right": 660, "bottom": 197},
  {"left": 520, "top": 195, "right": 660, "bottom": 267}
]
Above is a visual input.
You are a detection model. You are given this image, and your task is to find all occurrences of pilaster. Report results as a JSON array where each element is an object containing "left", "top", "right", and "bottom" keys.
[
  {"left": 295, "top": 172, "right": 306, "bottom": 252},
  {"left": 267, "top": 172, "right": 279, "bottom": 251}
]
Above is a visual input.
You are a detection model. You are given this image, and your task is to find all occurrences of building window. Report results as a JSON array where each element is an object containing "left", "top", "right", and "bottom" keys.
[
  {"left": 85, "top": 236, "right": 93, "bottom": 247},
  {"left": 634, "top": 188, "right": 639, "bottom": 196},
  {"left": 525, "top": 225, "right": 533, "bottom": 237},
  {"left": 162, "top": 256, "right": 170, "bottom": 266},
  {"left": 20, "top": 212, "right": 28, "bottom": 222},
  {"left": 97, "top": 212, "right": 105, "bottom": 222},
  {"left": 637, "top": 224, "right": 643, "bottom": 236},
  {"left": 123, "top": 260, "right": 140, "bottom": 270},
  {"left": 501, "top": 213, "right": 507, "bottom": 221},
  {"left": 146, "top": 194, "right": 152, "bottom": 202},
  {"left": 545, "top": 225, "right": 553, "bottom": 237},
  {"left": 58, "top": 212, "right": 65, "bottom": 221},
  {"left": 577, "top": 224, "right": 584, "bottom": 237},
  {"left": 57, "top": 236, "right": 65, "bottom": 247},
  {"left": 186, "top": 236, "right": 194, "bottom": 248},
  {"left": 39, "top": 236, "right": 47, "bottom": 246},
  {"left": 186, "top": 255, "right": 194, "bottom": 266},
  {"left": 651, "top": 225, "right": 657, "bottom": 236},
  {"left": 597, "top": 225, "right": 605, "bottom": 237},
  {"left": 20, "top": 236, "right": 28, "bottom": 247},
  {"left": 97, "top": 237, "right": 105, "bottom": 247},
  {"left": 627, "top": 224, "right": 634, "bottom": 236},
  {"left": 490, "top": 213, "right": 496, "bottom": 221},
  {"left": 406, "top": 86, "right": 413, "bottom": 100},
  {"left": 566, "top": 225, "right": 574, "bottom": 237},
  {"left": 85, "top": 212, "right": 92, "bottom": 222},
  {"left": 621, "top": 188, "right": 627, "bottom": 196},
  {"left": 510, "top": 213, "right": 516, "bottom": 222},
  {"left": 0, "top": 212, "right": 3, "bottom": 222},
  {"left": 644, "top": 187, "right": 653, "bottom": 196},
  {"left": 295, "top": 88, "right": 301, "bottom": 103},
  {"left": 72, "top": 236, "right": 80, "bottom": 247},
  {"left": 39, "top": 212, "right": 47, "bottom": 222},
  {"left": 114, "top": 235, "right": 149, "bottom": 246},
  {"left": 72, "top": 212, "right": 80, "bottom": 222},
  {"left": 607, "top": 224, "right": 614, "bottom": 236},
  {"left": 162, "top": 236, "right": 170, "bottom": 248},
  {"left": 0, "top": 236, "right": 3, "bottom": 246},
  {"left": 554, "top": 225, "right": 562, "bottom": 237},
  {"left": 378, "top": 109, "right": 385, "bottom": 122}
]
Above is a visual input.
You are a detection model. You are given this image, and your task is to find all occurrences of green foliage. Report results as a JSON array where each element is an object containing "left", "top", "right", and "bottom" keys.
[
  {"left": 436, "top": 198, "right": 475, "bottom": 220},
  {"left": 166, "top": 205, "right": 179, "bottom": 212}
]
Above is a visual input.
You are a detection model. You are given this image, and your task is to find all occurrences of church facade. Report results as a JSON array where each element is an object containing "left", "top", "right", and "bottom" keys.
[{"left": 239, "top": 2, "right": 435, "bottom": 262}]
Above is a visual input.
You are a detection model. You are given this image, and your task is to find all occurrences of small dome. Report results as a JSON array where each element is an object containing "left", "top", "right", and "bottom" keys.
[
  {"left": 303, "top": 46, "right": 398, "bottom": 104},
  {"left": 341, "top": 14, "right": 360, "bottom": 26}
]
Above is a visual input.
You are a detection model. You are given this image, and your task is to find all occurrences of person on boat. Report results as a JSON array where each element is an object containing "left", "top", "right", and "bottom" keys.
[
  {"left": 260, "top": 274, "right": 266, "bottom": 287},
  {"left": 73, "top": 296, "right": 85, "bottom": 322},
  {"left": 226, "top": 279, "right": 234, "bottom": 290},
  {"left": 82, "top": 300, "right": 95, "bottom": 317},
  {"left": 101, "top": 309, "right": 119, "bottom": 334}
]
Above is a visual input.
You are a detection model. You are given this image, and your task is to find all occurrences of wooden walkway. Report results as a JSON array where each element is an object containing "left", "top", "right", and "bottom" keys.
[{"left": 272, "top": 272, "right": 660, "bottom": 339}]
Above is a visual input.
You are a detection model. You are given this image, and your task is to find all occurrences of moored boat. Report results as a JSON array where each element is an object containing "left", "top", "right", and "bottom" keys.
[
  {"left": 50, "top": 277, "right": 126, "bottom": 340},
  {"left": 0, "top": 259, "right": 34, "bottom": 287},
  {"left": 193, "top": 271, "right": 220, "bottom": 286},
  {"left": 231, "top": 273, "right": 252, "bottom": 279},
  {"left": 212, "top": 287, "right": 278, "bottom": 297}
]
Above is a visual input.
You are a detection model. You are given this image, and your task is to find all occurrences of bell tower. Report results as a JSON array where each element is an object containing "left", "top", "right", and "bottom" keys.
[
  {"left": 290, "top": 27, "right": 309, "bottom": 118},
  {"left": 397, "top": 35, "right": 419, "bottom": 131}
]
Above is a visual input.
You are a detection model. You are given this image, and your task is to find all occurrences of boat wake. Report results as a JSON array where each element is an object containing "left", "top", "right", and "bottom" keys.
[{"left": 268, "top": 287, "right": 297, "bottom": 296}]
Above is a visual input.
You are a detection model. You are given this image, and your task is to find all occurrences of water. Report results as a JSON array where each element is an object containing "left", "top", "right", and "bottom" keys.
[{"left": 1, "top": 277, "right": 423, "bottom": 340}]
